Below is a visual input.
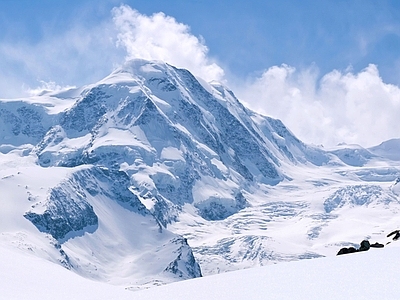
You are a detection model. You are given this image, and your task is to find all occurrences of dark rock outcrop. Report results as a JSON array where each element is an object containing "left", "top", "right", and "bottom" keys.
[
  {"left": 387, "top": 229, "right": 400, "bottom": 241},
  {"left": 24, "top": 184, "right": 98, "bottom": 241},
  {"left": 337, "top": 239, "right": 384, "bottom": 256},
  {"left": 370, "top": 242, "right": 384, "bottom": 248},
  {"left": 164, "top": 237, "right": 202, "bottom": 279},
  {"left": 359, "top": 240, "right": 370, "bottom": 251}
]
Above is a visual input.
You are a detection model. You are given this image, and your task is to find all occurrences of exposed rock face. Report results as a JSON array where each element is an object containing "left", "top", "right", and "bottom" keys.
[
  {"left": 0, "top": 102, "right": 54, "bottom": 146},
  {"left": 24, "top": 166, "right": 153, "bottom": 241},
  {"left": 164, "top": 237, "right": 202, "bottom": 279},
  {"left": 24, "top": 180, "right": 98, "bottom": 241},
  {"left": 337, "top": 240, "right": 372, "bottom": 256},
  {"left": 77, "top": 167, "right": 149, "bottom": 216}
]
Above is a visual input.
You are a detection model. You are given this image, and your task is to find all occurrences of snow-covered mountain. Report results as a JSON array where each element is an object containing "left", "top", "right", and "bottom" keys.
[{"left": 1, "top": 59, "right": 399, "bottom": 290}]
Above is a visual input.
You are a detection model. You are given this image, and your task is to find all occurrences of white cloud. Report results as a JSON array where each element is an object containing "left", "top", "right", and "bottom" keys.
[
  {"left": 0, "top": 18, "right": 122, "bottom": 98},
  {"left": 237, "top": 64, "right": 400, "bottom": 148},
  {"left": 26, "top": 81, "right": 76, "bottom": 96},
  {"left": 112, "top": 5, "right": 224, "bottom": 82}
]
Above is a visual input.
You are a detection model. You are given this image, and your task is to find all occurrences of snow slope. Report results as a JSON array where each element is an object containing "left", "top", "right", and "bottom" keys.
[
  {"left": 0, "top": 151, "right": 201, "bottom": 288},
  {"left": 2, "top": 242, "right": 399, "bottom": 299},
  {"left": 369, "top": 138, "right": 400, "bottom": 161},
  {"left": 132, "top": 244, "right": 400, "bottom": 300}
]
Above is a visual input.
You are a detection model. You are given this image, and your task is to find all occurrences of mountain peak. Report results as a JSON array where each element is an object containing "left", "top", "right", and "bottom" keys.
[
  {"left": 99, "top": 59, "right": 172, "bottom": 85},
  {"left": 120, "top": 58, "right": 170, "bottom": 75}
]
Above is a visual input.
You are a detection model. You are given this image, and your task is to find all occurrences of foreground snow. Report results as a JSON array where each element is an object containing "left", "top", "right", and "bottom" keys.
[{"left": 2, "top": 243, "right": 399, "bottom": 299}]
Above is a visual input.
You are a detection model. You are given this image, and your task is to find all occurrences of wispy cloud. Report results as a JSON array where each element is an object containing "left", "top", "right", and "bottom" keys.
[
  {"left": 0, "top": 17, "right": 122, "bottom": 98},
  {"left": 26, "top": 81, "right": 76, "bottom": 96},
  {"left": 237, "top": 64, "right": 400, "bottom": 147}
]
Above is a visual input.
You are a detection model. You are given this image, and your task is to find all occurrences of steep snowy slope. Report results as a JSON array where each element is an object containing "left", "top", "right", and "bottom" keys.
[
  {"left": 0, "top": 150, "right": 201, "bottom": 288},
  {"left": 1, "top": 59, "right": 400, "bottom": 290},
  {"left": 369, "top": 138, "right": 400, "bottom": 161},
  {"left": 2, "top": 241, "right": 400, "bottom": 299}
]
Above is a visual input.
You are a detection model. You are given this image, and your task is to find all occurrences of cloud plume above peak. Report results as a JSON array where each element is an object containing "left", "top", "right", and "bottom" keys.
[
  {"left": 112, "top": 5, "right": 224, "bottom": 82},
  {"left": 237, "top": 64, "right": 400, "bottom": 148}
]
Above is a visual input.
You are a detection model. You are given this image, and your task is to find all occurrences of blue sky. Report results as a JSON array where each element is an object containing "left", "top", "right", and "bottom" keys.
[
  {"left": 2, "top": 0, "right": 400, "bottom": 82},
  {"left": 1, "top": 0, "right": 400, "bottom": 147}
]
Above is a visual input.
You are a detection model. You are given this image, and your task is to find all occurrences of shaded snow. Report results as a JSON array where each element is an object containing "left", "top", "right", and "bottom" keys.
[
  {"left": 2, "top": 242, "right": 400, "bottom": 299},
  {"left": 369, "top": 138, "right": 400, "bottom": 161}
]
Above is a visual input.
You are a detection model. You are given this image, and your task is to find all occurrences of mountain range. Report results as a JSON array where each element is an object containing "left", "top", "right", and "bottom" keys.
[{"left": 1, "top": 59, "right": 399, "bottom": 289}]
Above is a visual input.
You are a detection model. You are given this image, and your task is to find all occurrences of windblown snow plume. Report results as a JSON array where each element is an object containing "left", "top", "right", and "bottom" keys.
[{"left": 112, "top": 5, "right": 224, "bottom": 82}]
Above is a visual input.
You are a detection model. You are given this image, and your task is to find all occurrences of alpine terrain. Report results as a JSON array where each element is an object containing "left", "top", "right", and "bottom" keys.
[{"left": 1, "top": 59, "right": 399, "bottom": 290}]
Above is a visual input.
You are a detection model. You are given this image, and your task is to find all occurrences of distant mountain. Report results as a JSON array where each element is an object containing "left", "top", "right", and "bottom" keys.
[
  {"left": 1, "top": 59, "right": 400, "bottom": 289},
  {"left": 368, "top": 138, "right": 400, "bottom": 161}
]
